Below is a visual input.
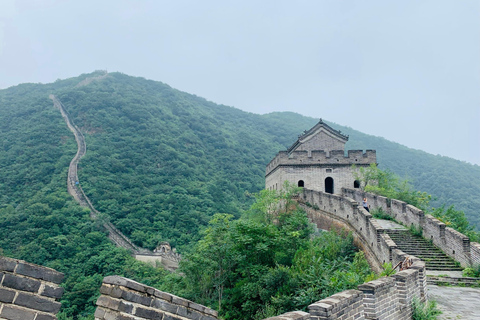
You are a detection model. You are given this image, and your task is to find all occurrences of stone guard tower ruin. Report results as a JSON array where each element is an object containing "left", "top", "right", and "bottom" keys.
[{"left": 266, "top": 119, "right": 376, "bottom": 194}]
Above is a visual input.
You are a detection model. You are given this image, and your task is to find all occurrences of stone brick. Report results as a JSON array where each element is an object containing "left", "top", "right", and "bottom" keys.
[
  {"left": 35, "top": 314, "right": 57, "bottom": 320},
  {"left": 0, "top": 287, "right": 16, "bottom": 303},
  {"left": 41, "top": 284, "right": 65, "bottom": 299},
  {"left": 163, "top": 314, "right": 184, "bottom": 320},
  {"left": 203, "top": 307, "right": 218, "bottom": 317},
  {"left": 135, "top": 306, "right": 164, "bottom": 319},
  {"left": 189, "top": 301, "right": 205, "bottom": 313},
  {"left": 151, "top": 298, "right": 178, "bottom": 314},
  {"left": 0, "top": 304, "right": 36, "bottom": 320},
  {"left": 15, "top": 262, "right": 64, "bottom": 284},
  {"left": 171, "top": 295, "right": 189, "bottom": 307},
  {"left": 94, "top": 306, "right": 107, "bottom": 319},
  {"left": 177, "top": 305, "right": 202, "bottom": 320},
  {"left": 154, "top": 290, "right": 173, "bottom": 302},
  {"left": 121, "top": 289, "right": 152, "bottom": 306},
  {"left": 14, "top": 292, "right": 62, "bottom": 313},
  {"left": 2, "top": 273, "right": 41, "bottom": 293},
  {"left": 0, "top": 257, "right": 17, "bottom": 272},
  {"left": 96, "top": 296, "right": 121, "bottom": 310},
  {"left": 103, "top": 276, "right": 146, "bottom": 293},
  {"left": 118, "top": 301, "right": 134, "bottom": 313}
]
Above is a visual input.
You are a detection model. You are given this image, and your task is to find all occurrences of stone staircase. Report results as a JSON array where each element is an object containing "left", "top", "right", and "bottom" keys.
[{"left": 386, "top": 229, "right": 463, "bottom": 271}]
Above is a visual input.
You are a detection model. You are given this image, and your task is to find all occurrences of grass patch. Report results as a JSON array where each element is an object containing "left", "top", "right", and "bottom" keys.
[{"left": 411, "top": 297, "right": 442, "bottom": 320}]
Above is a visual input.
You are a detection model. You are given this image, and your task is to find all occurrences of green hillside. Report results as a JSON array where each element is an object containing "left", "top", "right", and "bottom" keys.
[{"left": 0, "top": 71, "right": 479, "bottom": 317}]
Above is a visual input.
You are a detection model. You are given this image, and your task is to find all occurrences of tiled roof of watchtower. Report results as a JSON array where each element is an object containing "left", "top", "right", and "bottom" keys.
[{"left": 286, "top": 119, "right": 349, "bottom": 153}]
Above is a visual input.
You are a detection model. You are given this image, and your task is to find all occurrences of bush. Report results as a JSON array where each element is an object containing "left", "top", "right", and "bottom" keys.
[{"left": 411, "top": 297, "right": 442, "bottom": 320}]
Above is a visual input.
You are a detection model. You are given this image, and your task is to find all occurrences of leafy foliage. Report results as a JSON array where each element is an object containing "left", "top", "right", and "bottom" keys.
[
  {"left": 178, "top": 188, "right": 372, "bottom": 320},
  {"left": 355, "top": 163, "right": 431, "bottom": 211},
  {"left": 411, "top": 297, "right": 442, "bottom": 320}
]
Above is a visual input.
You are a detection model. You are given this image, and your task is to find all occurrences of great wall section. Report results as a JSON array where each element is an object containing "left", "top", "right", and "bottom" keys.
[
  {"left": 49, "top": 94, "right": 180, "bottom": 270},
  {"left": 1, "top": 92, "right": 479, "bottom": 319},
  {"left": 2, "top": 182, "right": 480, "bottom": 319}
]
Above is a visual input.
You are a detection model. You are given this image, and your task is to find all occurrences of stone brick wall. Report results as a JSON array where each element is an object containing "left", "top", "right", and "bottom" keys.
[
  {"left": 300, "top": 189, "right": 424, "bottom": 274},
  {"left": 471, "top": 242, "right": 480, "bottom": 266},
  {"left": 94, "top": 276, "right": 218, "bottom": 320},
  {"left": 294, "top": 130, "right": 346, "bottom": 153},
  {"left": 271, "top": 262, "right": 426, "bottom": 320},
  {"left": 309, "top": 289, "right": 364, "bottom": 320},
  {"left": 0, "top": 256, "right": 64, "bottom": 320},
  {"left": 358, "top": 277, "right": 399, "bottom": 319},
  {"left": 266, "top": 150, "right": 376, "bottom": 177},
  {"left": 343, "top": 188, "right": 479, "bottom": 268}
]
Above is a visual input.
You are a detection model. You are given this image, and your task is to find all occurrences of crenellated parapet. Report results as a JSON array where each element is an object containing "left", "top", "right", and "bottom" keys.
[
  {"left": 94, "top": 276, "right": 218, "bottom": 320},
  {"left": 343, "top": 187, "right": 480, "bottom": 268},
  {"left": 265, "top": 188, "right": 429, "bottom": 320},
  {"left": 266, "top": 149, "right": 376, "bottom": 177}
]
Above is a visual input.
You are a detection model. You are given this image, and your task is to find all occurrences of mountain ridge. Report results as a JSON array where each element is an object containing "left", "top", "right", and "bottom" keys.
[{"left": 1, "top": 71, "right": 479, "bottom": 241}]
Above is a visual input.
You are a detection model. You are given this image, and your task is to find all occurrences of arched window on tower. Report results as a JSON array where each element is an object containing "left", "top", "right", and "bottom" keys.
[
  {"left": 325, "top": 177, "right": 334, "bottom": 194},
  {"left": 354, "top": 180, "right": 360, "bottom": 188},
  {"left": 298, "top": 180, "right": 304, "bottom": 187}
]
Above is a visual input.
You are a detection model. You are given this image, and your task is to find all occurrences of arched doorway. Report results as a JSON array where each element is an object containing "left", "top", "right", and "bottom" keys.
[
  {"left": 325, "top": 177, "right": 334, "bottom": 194},
  {"left": 298, "top": 180, "right": 304, "bottom": 187},
  {"left": 354, "top": 180, "right": 360, "bottom": 188}
]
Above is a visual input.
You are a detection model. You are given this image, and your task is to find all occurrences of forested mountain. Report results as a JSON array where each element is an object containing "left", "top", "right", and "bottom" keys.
[{"left": 0, "top": 71, "right": 479, "bottom": 317}]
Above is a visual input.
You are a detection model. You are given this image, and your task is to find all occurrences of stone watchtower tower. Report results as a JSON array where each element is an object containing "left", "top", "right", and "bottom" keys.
[{"left": 265, "top": 119, "right": 376, "bottom": 194}]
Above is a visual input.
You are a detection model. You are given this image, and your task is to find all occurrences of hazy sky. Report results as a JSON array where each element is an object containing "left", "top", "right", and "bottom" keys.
[{"left": 1, "top": 0, "right": 479, "bottom": 165}]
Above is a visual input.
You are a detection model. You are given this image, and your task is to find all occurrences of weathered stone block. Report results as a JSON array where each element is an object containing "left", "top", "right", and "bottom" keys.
[
  {"left": 151, "top": 298, "right": 178, "bottom": 314},
  {"left": 121, "top": 289, "right": 152, "bottom": 306},
  {"left": 41, "top": 284, "right": 65, "bottom": 299},
  {"left": 163, "top": 314, "right": 184, "bottom": 320},
  {"left": 35, "top": 314, "right": 57, "bottom": 320},
  {"left": 154, "top": 290, "right": 173, "bottom": 302},
  {"left": 171, "top": 295, "right": 189, "bottom": 307},
  {"left": 15, "top": 292, "right": 62, "bottom": 313},
  {"left": 118, "top": 301, "right": 134, "bottom": 314},
  {"left": 135, "top": 306, "right": 164, "bottom": 319},
  {"left": 177, "top": 305, "right": 202, "bottom": 320},
  {"left": 103, "top": 276, "right": 146, "bottom": 293},
  {"left": 189, "top": 301, "right": 205, "bottom": 313},
  {"left": 2, "top": 273, "right": 41, "bottom": 293},
  {"left": 203, "top": 306, "right": 218, "bottom": 317},
  {"left": 15, "top": 262, "right": 64, "bottom": 284},
  {"left": 0, "top": 287, "right": 16, "bottom": 303},
  {"left": 0, "top": 257, "right": 17, "bottom": 272},
  {"left": 96, "top": 296, "right": 121, "bottom": 311},
  {"left": 0, "top": 304, "right": 36, "bottom": 320},
  {"left": 94, "top": 306, "right": 107, "bottom": 319}
]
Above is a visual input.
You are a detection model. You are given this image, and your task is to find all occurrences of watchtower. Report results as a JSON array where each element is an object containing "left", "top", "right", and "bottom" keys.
[{"left": 265, "top": 119, "right": 376, "bottom": 194}]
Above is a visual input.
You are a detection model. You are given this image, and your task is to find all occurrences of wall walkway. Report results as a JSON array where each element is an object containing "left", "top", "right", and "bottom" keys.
[{"left": 50, "top": 95, "right": 180, "bottom": 269}]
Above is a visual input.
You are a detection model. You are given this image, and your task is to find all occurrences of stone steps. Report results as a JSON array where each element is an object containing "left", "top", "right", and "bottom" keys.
[
  {"left": 427, "top": 276, "right": 480, "bottom": 287},
  {"left": 385, "top": 229, "right": 463, "bottom": 271}
]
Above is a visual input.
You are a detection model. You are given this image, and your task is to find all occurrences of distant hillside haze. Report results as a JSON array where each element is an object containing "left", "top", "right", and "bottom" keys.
[{"left": 1, "top": 72, "right": 479, "bottom": 254}]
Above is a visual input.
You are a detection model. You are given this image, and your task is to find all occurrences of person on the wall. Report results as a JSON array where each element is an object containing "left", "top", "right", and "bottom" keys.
[{"left": 362, "top": 198, "right": 370, "bottom": 212}]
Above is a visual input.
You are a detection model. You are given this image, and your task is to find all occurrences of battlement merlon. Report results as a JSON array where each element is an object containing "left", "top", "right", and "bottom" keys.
[{"left": 266, "top": 149, "right": 376, "bottom": 176}]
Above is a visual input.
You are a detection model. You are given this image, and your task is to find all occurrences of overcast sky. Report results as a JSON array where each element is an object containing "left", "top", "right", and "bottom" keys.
[{"left": 1, "top": 0, "right": 479, "bottom": 165}]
